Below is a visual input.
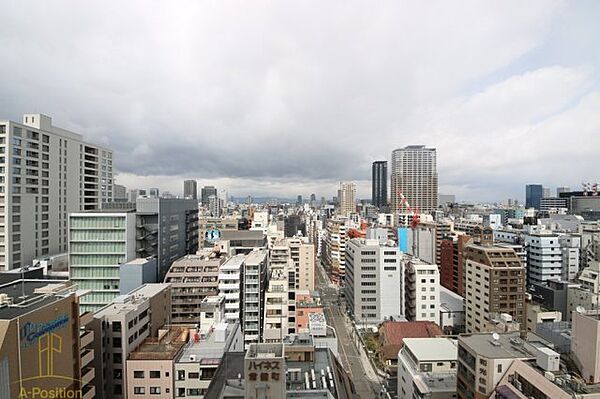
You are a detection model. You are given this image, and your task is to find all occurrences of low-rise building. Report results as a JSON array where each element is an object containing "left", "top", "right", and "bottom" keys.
[
  {"left": 378, "top": 321, "right": 442, "bottom": 375},
  {"left": 91, "top": 283, "right": 171, "bottom": 399},
  {"left": 397, "top": 338, "right": 458, "bottom": 399}
]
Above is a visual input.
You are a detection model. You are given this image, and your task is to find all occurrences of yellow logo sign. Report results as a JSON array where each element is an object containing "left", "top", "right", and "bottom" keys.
[{"left": 13, "top": 331, "right": 83, "bottom": 399}]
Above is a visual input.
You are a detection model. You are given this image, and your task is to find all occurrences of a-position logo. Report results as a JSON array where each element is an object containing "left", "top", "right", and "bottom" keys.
[{"left": 14, "top": 314, "right": 83, "bottom": 398}]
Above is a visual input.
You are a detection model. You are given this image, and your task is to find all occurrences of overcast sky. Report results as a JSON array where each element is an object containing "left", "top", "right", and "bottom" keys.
[{"left": 1, "top": 1, "right": 598, "bottom": 202}]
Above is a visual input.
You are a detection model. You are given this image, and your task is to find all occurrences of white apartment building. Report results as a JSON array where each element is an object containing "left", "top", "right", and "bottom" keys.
[
  {"left": 404, "top": 258, "right": 439, "bottom": 323},
  {"left": 288, "top": 237, "right": 315, "bottom": 291},
  {"left": 0, "top": 114, "right": 113, "bottom": 270},
  {"left": 390, "top": 145, "right": 438, "bottom": 214},
  {"left": 323, "top": 218, "right": 348, "bottom": 283},
  {"left": 91, "top": 283, "right": 171, "bottom": 399},
  {"left": 263, "top": 240, "right": 296, "bottom": 342},
  {"left": 525, "top": 233, "right": 563, "bottom": 286},
  {"left": 559, "top": 234, "right": 580, "bottom": 281},
  {"left": 70, "top": 211, "right": 137, "bottom": 312},
  {"left": 339, "top": 181, "right": 356, "bottom": 216},
  {"left": 218, "top": 254, "right": 244, "bottom": 323},
  {"left": 397, "top": 338, "right": 458, "bottom": 399},
  {"left": 344, "top": 237, "right": 404, "bottom": 327},
  {"left": 243, "top": 249, "right": 268, "bottom": 349}
]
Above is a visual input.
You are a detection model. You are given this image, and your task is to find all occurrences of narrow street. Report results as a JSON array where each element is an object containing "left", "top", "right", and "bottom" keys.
[{"left": 316, "top": 261, "right": 382, "bottom": 398}]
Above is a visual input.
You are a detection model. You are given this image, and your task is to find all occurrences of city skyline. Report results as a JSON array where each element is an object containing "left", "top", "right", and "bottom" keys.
[{"left": 1, "top": 1, "right": 599, "bottom": 202}]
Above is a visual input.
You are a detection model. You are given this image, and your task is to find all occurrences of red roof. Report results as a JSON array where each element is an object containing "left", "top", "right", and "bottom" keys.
[{"left": 378, "top": 321, "right": 443, "bottom": 360}]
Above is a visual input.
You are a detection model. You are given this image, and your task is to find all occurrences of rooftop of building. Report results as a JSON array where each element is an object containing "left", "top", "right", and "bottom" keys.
[
  {"left": 246, "top": 342, "right": 284, "bottom": 359},
  {"left": 220, "top": 254, "right": 246, "bottom": 270},
  {"left": 94, "top": 283, "right": 170, "bottom": 318},
  {"left": 177, "top": 323, "right": 241, "bottom": 364},
  {"left": 379, "top": 321, "right": 443, "bottom": 360},
  {"left": 129, "top": 327, "right": 188, "bottom": 360},
  {"left": 402, "top": 338, "right": 457, "bottom": 362},
  {"left": 458, "top": 332, "right": 550, "bottom": 359},
  {"left": 244, "top": 249, "right": 268, "bottom": 265},
  {"left": 439, "top": 287, "right": 464, "bottom": 312},
  {"left": 0, "top": 280, "right": 75, "bottom": 320},
  {"left": 220, "top": 230, "right": 266, "bottom": 240}
]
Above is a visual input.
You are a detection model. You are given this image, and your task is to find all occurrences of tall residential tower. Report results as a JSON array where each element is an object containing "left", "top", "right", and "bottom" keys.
[
  {"left": 390, "top": 145, "right": 438, "bottom": 214},
  {"left": 0, "top": 113, "right": 113, "bottom": 270},
  {"left": 372, "top": 161, "right": 387, "bottom": 208}
]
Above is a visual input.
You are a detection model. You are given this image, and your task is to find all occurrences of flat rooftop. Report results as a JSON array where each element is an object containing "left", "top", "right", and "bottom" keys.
[
  {"left": 177, "top": 323, "right": 240, "bottom": 364},
  {"left": 220, "top": 230, "right": 265, "bottom": 240},
  {"left": 0, "top": 280, "right": 73, "bottom": 320},
  {"left": 245, "top": 249, "right": 268, "bottom": 264},
  {"left": 459, "top": 332, "right": 549, "bottom": 359},
  {"left": 94, "top": 283, "right": 169, "bottom": 318},
  {"left": 403, "top": 338, "right": 457, "bottom": 361},
  {"left": 129, "top": 327, "right": 187, "bottom": 360}
]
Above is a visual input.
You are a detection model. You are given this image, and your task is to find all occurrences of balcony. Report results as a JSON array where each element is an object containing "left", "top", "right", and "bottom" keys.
[
  {"left": 80, "top": 348, "right": 94, "bottom": 368},
  {"left": 82, "top": 385, "right": 96, "bottom": 399},
  {"left": 79, "top": 312, "right": 93, "bottom": 326},
  {"left": 80, "top": 330, "right": 94, "bottom": 348},
  {"left": 81, "top": 367, "right": 95, "bottom": 386}
]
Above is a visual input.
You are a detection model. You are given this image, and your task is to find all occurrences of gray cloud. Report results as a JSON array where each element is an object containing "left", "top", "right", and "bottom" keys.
[{"left": 0, "top": 0, "right": 598, "bottom": 201}]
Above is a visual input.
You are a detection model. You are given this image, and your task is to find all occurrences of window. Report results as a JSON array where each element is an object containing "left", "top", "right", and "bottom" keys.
[
  {"left": 420, "top": 363, "right": 432, "bottom": 372},
  {"left": 112, "top": 337, "right": 122, "bottom": 348},
  {"left": 188, "top": 372, "right": 200, "bottom": 379},
  {"left": 133, "top": 387, "right": 145, "bottom": 395},
  {"left": 150, "top": 387, "right": 161, "bottom": 395},
  {"left": 150, "top": 371, "right": 160, "bottom": 378},
  {"left": 133, "top": 371, "right": 144, "bottom": 378},
  {"left": 112, "top": 321, "right": 122, "bottom": 332},
  {"left": 497, "top": 364, "right": 502, "bottom": 373}
]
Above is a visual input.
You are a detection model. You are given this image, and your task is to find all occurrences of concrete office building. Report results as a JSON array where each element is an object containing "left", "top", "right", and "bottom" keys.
[
  {"left": 218, "top": 254, "right": 244, "bottom": 323},
  {"left": 372, "top": 161, "right": 387, "bottom": 209},
  {"left": 456, "top": 332, "right": 559, "bottom": 399},
  {"left": 0, "top": 113, "right": 113, "bottom": 271},
  {"left": 174, "top": 321, "right": 244, "bottom": 399},
  {"left": 69, "top": 211, "right": 137, "bottom": 312},
  {"left": 344, "top": 238, "right": 404, "bottom": 327},
  {"left": 397, "top": 338, "right": 457, "bottom": 399},
  {"left": 390, "top": 145, "right": 438, "bottom": 214},
  {"left": 201, "top": 186, "right": 217, "bottom": 207},
  {"left": 135, "top": 196, "right": 199, "bottom": 280},
  {"left": 114, "top": 184, "right": 128, "bottom": 202},
  {"left": 128, "top": 188, "right": 159, "bottom": 201},
  {"left": 70, "top": 197, "right": 198, "bottom": 311},
  {"left": 339, "top": 181, "right": 356, "bottom": 216},
  {"left": 164, "top": 250, "right": 225, "bottom": 324},
  {"left": 184, "top": 179, "right": 198, "bottom": 200},
  {"left": 464, "top": 244, "right": 526, "bottom": 333},
  {"left": 0, "top": 280, "right": 96, "bottom": 399},
  {"left": 208, "top": 194, "right": 221, "bottom": 217},
  {"left": 404, "top": 258, "right": 439, "bottom": 323},
  {"left": 525, "top": 184, "right": 543, "bottom": 209},
  {"left": 243, "top": 249, "right": 268, "bottom": 349},
  {"left": 524, "top": 233, "right": 562, "bottom": 287},
  {"left": 90, "top": 283, "right": 171, "bottom": 399}
]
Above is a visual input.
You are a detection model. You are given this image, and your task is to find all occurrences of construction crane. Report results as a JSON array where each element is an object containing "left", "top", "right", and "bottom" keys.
[{"left": 396, "top": 190, "right": 420, "bottom": 256}]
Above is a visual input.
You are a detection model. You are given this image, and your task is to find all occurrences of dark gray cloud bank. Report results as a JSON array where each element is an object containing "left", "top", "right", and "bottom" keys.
[{"left": 1, "top": 1, "right": 599, "bottom": 201}]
